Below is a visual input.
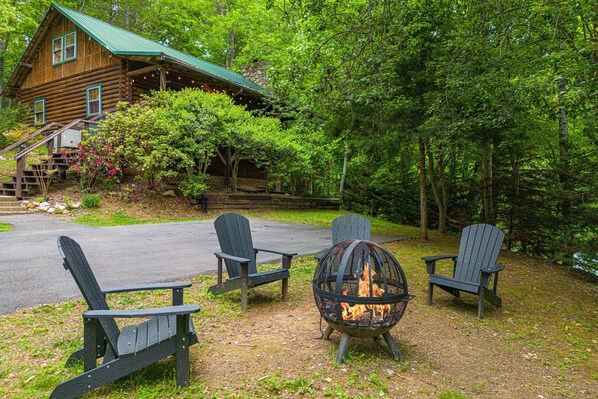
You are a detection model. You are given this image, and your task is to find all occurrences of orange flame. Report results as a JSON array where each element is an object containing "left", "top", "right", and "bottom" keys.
[{"left": 341, "top": 262, "right": 391, "bottom": 321}]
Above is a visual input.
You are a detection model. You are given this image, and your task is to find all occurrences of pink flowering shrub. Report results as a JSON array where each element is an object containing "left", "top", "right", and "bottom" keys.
[{"left": 67, "top": 134, "right": 125, "bottom": 191}]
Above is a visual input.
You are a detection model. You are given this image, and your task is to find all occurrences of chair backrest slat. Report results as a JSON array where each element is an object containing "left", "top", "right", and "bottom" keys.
[
  {"left": 214, "top": 213, "right": 258, "bottom": 277},
  {"left": 454, "top": 224, "right": 505, "bottom": 286},
  {"left": 332, "top": 214, "right": 372, "bottom": 245},
  {"left": 57, "top": 236, "right": 120, "bottom": 353}
]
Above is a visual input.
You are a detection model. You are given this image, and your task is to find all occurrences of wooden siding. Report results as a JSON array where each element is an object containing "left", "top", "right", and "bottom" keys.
[
  {"left": 21, "top": 15, "right": 119, "bottom": 90},
  {"left": 20, "top": 65, "right": 123, "bottom": 124}
]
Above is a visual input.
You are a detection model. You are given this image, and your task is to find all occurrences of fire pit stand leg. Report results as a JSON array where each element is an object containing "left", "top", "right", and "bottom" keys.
[
  {"left": 382, "top": 332, "right": 404, "bottom": 362},
  {"left": 323, "top": 326, "right": 334, "bottom": 340},
  {"left": 336, "top": 333, "right": 351, "bottom": 364}
]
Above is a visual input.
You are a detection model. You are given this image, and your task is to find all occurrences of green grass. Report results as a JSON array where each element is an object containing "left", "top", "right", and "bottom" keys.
[
  {"left": 73, "top": 210, "right": 201, "bottom": 226},
  {"left": 0, "top": 222, "right": 13, "bottom": 232},
  {"left": 246, "top": 210, "right": 421, "bottom": 238}
]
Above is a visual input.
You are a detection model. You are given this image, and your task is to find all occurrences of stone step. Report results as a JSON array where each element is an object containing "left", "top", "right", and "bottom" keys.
[{"left": 0, "top": 195, "right": 17, "bottom": 202}]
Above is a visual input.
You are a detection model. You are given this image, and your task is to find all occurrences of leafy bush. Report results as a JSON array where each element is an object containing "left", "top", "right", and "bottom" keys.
[
  {"left": 81, "top": 194, "right": 101, "bottom": 209},
  {"left": 67, "top": 136, "right": 124, "bottom": 191},
  {"left": 0, "top": 103, "right": 32, "bottom": 149},
  {"left": 96, "top": 90, "right": 323, "bottom": 199}
]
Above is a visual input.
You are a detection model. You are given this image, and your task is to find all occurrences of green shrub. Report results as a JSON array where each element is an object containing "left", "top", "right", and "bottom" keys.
[
  {"left": 81, "top": 194, "right": 101, "bottom": 209},
  {"left": 63, "top": 196, "right": 74, "bottom": 211}
]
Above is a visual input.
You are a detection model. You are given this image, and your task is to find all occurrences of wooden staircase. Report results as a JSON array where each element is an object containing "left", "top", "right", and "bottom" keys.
[
  {"left": 0, "top": 195, "right": 28, "bottom": 215},
  {"left": 0, "top": 153, "right": 71, "bottom": 197},
  {"left": 0, "top": 118, "right": 103, "bottom": 199}
]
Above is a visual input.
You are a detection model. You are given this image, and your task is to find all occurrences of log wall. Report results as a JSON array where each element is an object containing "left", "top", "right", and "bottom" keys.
[{"left": 19, "top": 65, "right": 125, "bottom": 125}]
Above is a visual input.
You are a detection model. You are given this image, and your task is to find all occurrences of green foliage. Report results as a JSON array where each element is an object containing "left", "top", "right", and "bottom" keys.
[
  {"left": 0, "top": 222, "right": 13, "bottom": 232},
  {"left": 98, "top": 89, "right": 333, "bottom": 198},
  {"left": 81, "top": 194, "right": 100, "bottom": 209},
  {"left": 0, "top": 103, "right": 31, "bottom": 148}
]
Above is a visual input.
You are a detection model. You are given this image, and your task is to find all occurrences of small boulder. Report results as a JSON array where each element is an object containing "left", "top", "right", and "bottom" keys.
[
  {"left": 47, "top": 207, "right": 55, "bottom": 213},
  {"left": 72, "top": 202, "right": 81, "bottom": 209},
  {"left": 38, "top": 202, "right": 51, "bottom": 211},
  {"left": 0, "top": 155, "right": 5, "bottom": 161},
  {"left": 56, "top": 204, "right": 66, "bottom": 211},
  {"left": 162, "top": 190, "right": 176, "bottom": 197}
]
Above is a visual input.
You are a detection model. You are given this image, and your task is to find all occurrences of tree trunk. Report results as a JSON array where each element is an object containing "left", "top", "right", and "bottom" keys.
[
  {"left": 418, "top": 138, "right": 428, "bottom": 240},
  {"left": 557, "top": 55, "right": 571, "bottom": 218},
  {"left": 339, "top": 144, "right": 348, "bottom": 195},
  {"left": 482, "top": 131, "right": 495, "bottom": 225},
  {"left": 0, "top": 32, "right": 11, "bottom": 108},
  {"left": 426, "top": 144, "right": 447, "bottom": 234}
]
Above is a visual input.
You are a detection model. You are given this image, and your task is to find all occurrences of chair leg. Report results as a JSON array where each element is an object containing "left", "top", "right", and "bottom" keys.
[
  {"left": 427, "top": 282, "right": 434, "bottom": 305},
  {"left": 176, "top": 314, "right": 191, "bottom": 387},
  {"left": 478, "top": 288, "right": 485, "bottom": 319},
  {"left": 241, "top": 263, "right": 249, "bottom": 311},
  {"left": 281, "top": 278, "right": 289, "bottom": 301}
]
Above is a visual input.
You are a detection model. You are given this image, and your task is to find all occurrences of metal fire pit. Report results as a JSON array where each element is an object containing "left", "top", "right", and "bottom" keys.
[{"left": 313, "top": 240, "right": 414, "bottom": 363}]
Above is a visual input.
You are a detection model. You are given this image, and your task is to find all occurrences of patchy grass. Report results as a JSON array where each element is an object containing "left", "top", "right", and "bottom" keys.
[
  {"left": 0, "top": 222, "right": 13, "bottom": 232},
  {"left": 0, "top": 224, "right": 596, "bottom": 398},
  {"left": 0, "top": 152, "right": 15, "bottom": 182},
  {"left": 73, "top": 210, "right": 201, "bottom": 226}
]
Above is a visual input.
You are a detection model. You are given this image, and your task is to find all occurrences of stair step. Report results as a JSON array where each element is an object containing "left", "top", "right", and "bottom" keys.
[
  {"left": 0, "top": 210, "right": 30, "bottom": 215},
  {"left": 0, "top": 195, "right": 17, "bottom": 201}
]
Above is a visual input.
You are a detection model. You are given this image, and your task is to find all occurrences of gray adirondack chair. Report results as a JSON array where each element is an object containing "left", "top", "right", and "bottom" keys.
[
  {"left": 314, "top": 214, "right": 372, "bottom": 260},
  {"left": 208, "top": 213, "right": 297, "bottom": 311},
  {"left": 51, "top": 236, "right": 200, "bottom": 399},
  {"left": 422, "top": 224, "right": 505, "bottom": 319}
]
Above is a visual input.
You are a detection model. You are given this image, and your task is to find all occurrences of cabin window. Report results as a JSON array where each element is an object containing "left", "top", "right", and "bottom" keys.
[
  {"left": 52, "top": 37, "right": 63, "bottom": 65},
  {"left": 64, "top": 32, "right": 77, "bottom": 61},
  {"left": 52, "top": 31, "right": 77, "bottom": 65},
  {"left": 86, "top": 84, "right": 102, "bottom": 117},
  {"left": 33, "top": 98, "right": 46, "bottom": 126}
]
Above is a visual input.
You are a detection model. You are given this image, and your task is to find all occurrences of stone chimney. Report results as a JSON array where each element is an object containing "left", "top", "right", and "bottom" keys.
[{"left": 241, "top": 61, "right": 269, "bottom": 88}]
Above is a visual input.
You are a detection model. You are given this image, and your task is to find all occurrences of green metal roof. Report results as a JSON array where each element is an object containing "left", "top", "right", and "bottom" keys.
[{"left": 51, "top": 3, "right": 266, "bottom": 96}]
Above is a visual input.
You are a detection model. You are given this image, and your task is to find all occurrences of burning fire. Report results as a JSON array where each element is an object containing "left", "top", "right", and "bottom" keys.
[{"left": 341, "top": 262, "right": 391, "bottom": 321}]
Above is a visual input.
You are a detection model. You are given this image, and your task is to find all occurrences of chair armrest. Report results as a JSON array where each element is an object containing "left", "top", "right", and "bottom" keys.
[
  {"left": 481, "top": 264, "right": 505, "bottom": 274},
  {"left": 214, "top": 251, "right": 251, "bottom": 264},
  {"left": 422, "top": 255, "right": 457, "bottom": 274},
  {"left": 83, "top": 304, "right": 200, "bottom": 319},
  {"left": 254, "top": 247, "right": 298, "bottom": 257},
  {"left": 421, "top": 255, "right": 457, "bottom": 262},
  {"left": 102, "top": 281, "right": 192, "bottom": 294},
  {"left": 314, "top": 248, "right": 329, "bottom": 261}
]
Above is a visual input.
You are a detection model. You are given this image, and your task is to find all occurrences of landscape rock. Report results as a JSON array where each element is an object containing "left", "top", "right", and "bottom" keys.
[
  {"left": 47, "top": 208, "right": 55, "bottom": 213},
  {"left": 72, "top": 202, "right": 81, "bottom": 209},
  {"left": 38, "top": 202, "right": 51, "bottom": 211},
  {"left": 56, "top": 204, "right": 66, "bottom": 211},
  {"left": 0, "top": 155, "right": 5, "bottom": 161},
  {"left": 162, "top": 190, "right": 176, "bottom": 197}
]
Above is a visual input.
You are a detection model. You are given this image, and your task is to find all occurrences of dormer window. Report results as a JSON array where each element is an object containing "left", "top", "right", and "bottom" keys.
[
  {"left": 52, "top": 37, "right": 63, "bottom": 65},
  {"left": 64, "top": 32, "right": 76, "bottom": 61},
  {"left": 52, "top": 31, "right": 77, "bottom": 65}
]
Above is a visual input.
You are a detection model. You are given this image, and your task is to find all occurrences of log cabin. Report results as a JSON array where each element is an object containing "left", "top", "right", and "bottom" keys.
[{"left": 0, "top": 3, "right": 271, "bottom": 198}]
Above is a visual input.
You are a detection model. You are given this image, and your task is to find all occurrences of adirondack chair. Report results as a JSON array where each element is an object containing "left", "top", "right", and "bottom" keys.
[
  {"left": 314, "top": 214, "right": 372, "bottom": 260},
  {"left": 51, "top": 236, "right": 200, "bottom": 399},
  {"left": 422, "top": 224, "right": 505, "bottom": 319},
  {"left": 208, "top": 213, "right": 297, "bottom": 311}
]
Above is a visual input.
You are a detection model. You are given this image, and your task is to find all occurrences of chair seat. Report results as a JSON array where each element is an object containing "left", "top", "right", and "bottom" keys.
[
  {"left": 118, "top": 315, "right": 196, "bottom": 357},
  {"left": 429, "top": 274, "right": 480, "bottom": 294},
  {"left": 225, "top": 268, "right": 290, "bottom": 288}
]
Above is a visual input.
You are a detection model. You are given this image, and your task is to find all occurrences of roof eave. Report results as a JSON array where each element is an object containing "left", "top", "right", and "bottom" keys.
[{"left": 161, "top": 55, "right": 272, "bottom": 99}]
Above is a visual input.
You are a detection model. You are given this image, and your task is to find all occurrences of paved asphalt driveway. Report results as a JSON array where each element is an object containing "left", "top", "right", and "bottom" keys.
[{"left": 0, "top": 214, "right": 400, "bottom": 314}]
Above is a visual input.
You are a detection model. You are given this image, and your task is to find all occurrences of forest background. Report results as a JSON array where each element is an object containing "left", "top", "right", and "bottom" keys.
[{"left": 0, "top": 0, "right": 596, "bottom": 271}]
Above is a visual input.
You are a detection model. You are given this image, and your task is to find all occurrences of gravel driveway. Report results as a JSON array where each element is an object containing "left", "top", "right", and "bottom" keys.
[{"left": 0, "top": 214, "right": 400, "bottom": 314}]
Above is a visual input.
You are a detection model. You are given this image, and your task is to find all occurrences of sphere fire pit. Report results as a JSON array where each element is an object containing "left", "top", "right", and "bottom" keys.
[{"left": 313, "top": 240, "right": 414, "bottom": 363}]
